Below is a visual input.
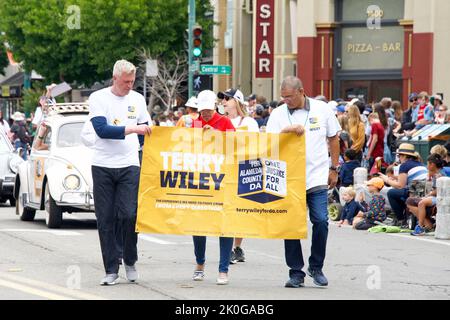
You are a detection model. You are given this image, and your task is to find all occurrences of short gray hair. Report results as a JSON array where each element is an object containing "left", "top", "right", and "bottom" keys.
[
  {"left": 113, "top": 59, "right": 136, "bottom": 77},
  {"left": 281, "top": 76, "right": 303, "bottom": 91}
]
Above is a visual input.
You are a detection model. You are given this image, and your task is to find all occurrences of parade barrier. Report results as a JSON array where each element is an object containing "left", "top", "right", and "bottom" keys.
[
  {"left": 136, "top": 127, "right": 307, "bottom": 239},
  {"left": 435, "top": 177, "right": 450, "bottom": 240}
]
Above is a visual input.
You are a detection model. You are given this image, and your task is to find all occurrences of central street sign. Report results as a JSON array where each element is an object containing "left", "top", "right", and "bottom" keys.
[{"left": 200, "top": 65, "right": 232, "bottom": 75}]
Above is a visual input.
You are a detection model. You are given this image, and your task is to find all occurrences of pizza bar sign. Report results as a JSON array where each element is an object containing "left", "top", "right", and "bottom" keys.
[{"left": 255, "top": 0, "right": 274, "bottom": 78}]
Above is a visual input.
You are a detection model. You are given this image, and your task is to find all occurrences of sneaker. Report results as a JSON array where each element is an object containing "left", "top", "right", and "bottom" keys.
[
  {"left": 192, "top": 270, "right": 205, "bottom": 281},
  {"left": 411, "top": 225, "right": 426, "bottom": 236},
  {"left": 229, "top": 250, "right": 237, "bottom": 264},
  {"left": 234, "top": 247, "right": 245, "bottom": 262},
  {"left": 284, "top": 277, "right": 305, "bottom": 288},
  {"left": 307, "top": 268, "right": 328, "bottom": 287},
  {"left": 216, "top": 273, "right": 229, "bottom": 285},
  {"left": 100, "top": 273, "right": 119, "bottom": 286},
  {"left": 124, "top": 264, "right": 138, "bottom": 282}
]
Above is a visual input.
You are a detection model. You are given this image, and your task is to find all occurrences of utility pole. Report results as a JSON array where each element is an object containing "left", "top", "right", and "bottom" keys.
[{"left": 188, "top": 0, "right": 196, "bottom": 98}]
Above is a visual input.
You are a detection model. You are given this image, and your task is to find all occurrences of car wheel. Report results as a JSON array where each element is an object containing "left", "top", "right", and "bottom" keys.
[
  {"left": 9, "top": 197, "right": 16, "bottom": 207},
  {"left": 16, "top": 183, "right": 36, "bottom": 221},
  {"left": 44, "top": 184, "right": 63, "bottom": 229},
  {"left": 328, "top": 203, "right": 342, "bottom": 221}
]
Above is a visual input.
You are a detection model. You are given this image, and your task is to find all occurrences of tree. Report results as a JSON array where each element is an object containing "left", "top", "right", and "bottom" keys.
[
  {"left": 0, "top": 34, "right": 9, "bottom": 74},
  {"left": 138, "top": 49, "right": 188, "bottom": 111},
  {"left": 0, "top": 0, "right": 214, "bottom": 86},
  {"left": 0, "top": 0, "right": 98, "bottom": 85}
]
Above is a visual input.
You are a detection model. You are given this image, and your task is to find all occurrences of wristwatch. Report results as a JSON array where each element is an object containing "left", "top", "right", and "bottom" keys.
[{"left": 330, "top": 165, "right": 340, "bottom": 173}]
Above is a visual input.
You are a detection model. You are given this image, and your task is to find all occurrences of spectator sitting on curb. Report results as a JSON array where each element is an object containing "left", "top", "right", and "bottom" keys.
[
  {"left": 338, "top": 187, "right": 363, "bottom": 226},
  {"left": 407, "top": 154, "right": 447, "bottom": 236},
  {"left": 353, "top": 177, "right": 386, "bottom": 230}
]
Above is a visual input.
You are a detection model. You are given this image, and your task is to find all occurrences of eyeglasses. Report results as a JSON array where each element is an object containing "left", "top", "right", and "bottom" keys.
[{"left": 223, "top": 96, "right": 231, "bottom": 101}]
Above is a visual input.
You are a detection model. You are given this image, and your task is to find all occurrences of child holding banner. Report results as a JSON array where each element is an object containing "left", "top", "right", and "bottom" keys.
[
  {"left": 191, "top": 90, "right": 236, "bottom": 285},
  {"left": 219, "top": 88, "right": 260, "bottom": 264}
]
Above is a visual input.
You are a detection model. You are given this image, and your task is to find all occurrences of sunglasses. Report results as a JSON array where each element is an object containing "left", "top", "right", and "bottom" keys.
[{"left": 223, "top": 96, "right": 232, "bottom": 101}]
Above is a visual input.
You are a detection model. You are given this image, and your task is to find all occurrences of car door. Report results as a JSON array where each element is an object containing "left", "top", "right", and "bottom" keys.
[{"left": 29, "top": 124, "right": 52, "bottom": 205}]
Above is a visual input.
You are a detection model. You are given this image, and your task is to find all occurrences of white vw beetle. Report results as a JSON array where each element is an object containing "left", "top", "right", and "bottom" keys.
[{"left": 14, "top": 103, "right": 94, "bottom": 228}]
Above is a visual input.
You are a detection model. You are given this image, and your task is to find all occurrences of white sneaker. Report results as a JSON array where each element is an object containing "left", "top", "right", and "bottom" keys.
[
  {"left": 192, "top": 270, "right": 205, "bottom": 281},
  {"left": 124, "top": 264, "right": 138, "bottom": 282},
  {"left": 100, "top": 273, "right": 119, "bottom": 286},
  {"left": 216, "top": 274, "right": 229, "bottom": 285}
]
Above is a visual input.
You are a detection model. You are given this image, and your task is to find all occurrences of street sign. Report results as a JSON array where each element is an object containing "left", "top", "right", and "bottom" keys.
[
  {"left": 146, "top": 59, "right": 158, "bottom": 77},
  {"left": 200, "top": 65, "right": 232, "bottom": 75}
]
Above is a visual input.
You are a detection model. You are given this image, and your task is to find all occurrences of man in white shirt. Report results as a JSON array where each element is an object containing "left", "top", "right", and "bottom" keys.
[
  {"left": 89, "top": 60, "right": 152, "bottom": 285},
  {"left": 266, "top": 76, "right": 341, "bottom": 288}
]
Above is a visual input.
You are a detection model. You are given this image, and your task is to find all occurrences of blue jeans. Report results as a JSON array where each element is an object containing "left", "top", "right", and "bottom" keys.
[
  {"left": 92, "top": 165, "right": 140, "bottom": 274},
  {"left": 284, "top": 188, "right": 328, "bottom": 279},
  {"left": 387, "top": 187, "right": 409, "bottom": 220},
  {"left": 193, "top": 236, "right": 234, "bottom": 273},
  {"left": 14, "top": 140, "right": 28, "bottom": 160}
]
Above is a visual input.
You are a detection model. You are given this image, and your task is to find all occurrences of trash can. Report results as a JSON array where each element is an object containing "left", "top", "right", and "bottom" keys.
[{"left": 400, "top": 124, "right": 450, "bottom": 162}]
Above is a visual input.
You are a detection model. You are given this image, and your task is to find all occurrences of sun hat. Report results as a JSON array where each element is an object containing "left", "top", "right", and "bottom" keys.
[
  {"left": 11, "top": 111, "right": 25, "bottom": 121},
  {"left": 396, "top": 143, "right": 419, "bottom": 158}
]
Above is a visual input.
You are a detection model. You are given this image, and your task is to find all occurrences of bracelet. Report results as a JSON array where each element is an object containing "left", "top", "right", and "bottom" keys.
[{"left": 38, "top": 136, "right": 44, "bottom": 140}]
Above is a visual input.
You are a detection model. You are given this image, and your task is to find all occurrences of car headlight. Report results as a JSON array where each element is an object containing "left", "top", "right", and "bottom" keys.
[
  {"left": 9, "top": 156, "right": 23, "bottom": 174},
  {"left": 63, "top": 174, "right": 81, "bottom": 190}
]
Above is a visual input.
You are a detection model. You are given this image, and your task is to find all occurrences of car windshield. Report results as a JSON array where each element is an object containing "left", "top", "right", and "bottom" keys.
[
  {"left": 0, "top": 133, "right": 11, "bottom": 152},
  {"left": 57, "top": 122, "right": 84, "bottom": 148}
]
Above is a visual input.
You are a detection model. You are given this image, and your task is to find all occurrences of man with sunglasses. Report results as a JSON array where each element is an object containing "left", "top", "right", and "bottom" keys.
[
  {"left": 400, "top": 93, "right": 418, "bottom": 133},
  {"left": 266, "top": 76, "right": 341, "bottom": 288}
]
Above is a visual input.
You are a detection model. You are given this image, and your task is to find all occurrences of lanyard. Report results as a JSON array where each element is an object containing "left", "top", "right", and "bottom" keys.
[{"left": 286, "top": 105, "right": 310, "bottom": 128}]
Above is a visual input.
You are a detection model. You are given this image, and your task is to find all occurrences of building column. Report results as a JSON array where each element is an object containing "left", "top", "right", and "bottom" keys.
[
  {"left": 400, "top": 20, "right": 414, "bottom": 104},
  {"left": 314, "top": 23, "right": 336, "bottom": 100}
]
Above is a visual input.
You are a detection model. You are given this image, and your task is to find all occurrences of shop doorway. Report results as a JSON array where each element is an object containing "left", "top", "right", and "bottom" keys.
[{"left": 340, "top": 79, "right": 402, "bottom": 104}]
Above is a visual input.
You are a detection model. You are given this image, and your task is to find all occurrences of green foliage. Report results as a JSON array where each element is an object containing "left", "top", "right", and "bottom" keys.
[
  {"left": 0, "top": 0, "right": 215, "bottom": 86},
  {"left": 0, "top": 45, "right": 8, "bottom": 75},
  {"left": 0, "top": 33, "right": 9, "bottom": 74},
  {"left": 22, "top": 83, "right": 45, "bottom": 114}
]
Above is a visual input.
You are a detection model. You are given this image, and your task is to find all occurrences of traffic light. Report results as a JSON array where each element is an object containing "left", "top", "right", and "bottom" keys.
[{"left": 192, "top": 25, "right": 202, "bottom": 59}]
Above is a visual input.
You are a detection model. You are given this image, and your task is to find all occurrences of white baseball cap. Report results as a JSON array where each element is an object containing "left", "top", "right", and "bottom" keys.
[
  {"left": 185, "top": 96, "right": 198, "bottom": 108},
  {"left": 197, "top": 90, "right": 217, "bottom": 112}
]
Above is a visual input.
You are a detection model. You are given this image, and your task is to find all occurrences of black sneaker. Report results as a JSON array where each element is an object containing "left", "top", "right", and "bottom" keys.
[
  {"left": 234, "top": 246, "right": 245, "bottom": 262},
  {"left": 307, "top": 268, "right": 328, "bottom": 287},
  {"left": 285, "top": 277, "right": 305, "bottom": 288},
  {"left": 229, "top": 250, "right": 237, "bottom": 264}
]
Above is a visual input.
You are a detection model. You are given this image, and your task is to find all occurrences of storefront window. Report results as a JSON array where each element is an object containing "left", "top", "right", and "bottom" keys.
[{"left": 341, "top": 26, "right": 404, "bottom": 70}]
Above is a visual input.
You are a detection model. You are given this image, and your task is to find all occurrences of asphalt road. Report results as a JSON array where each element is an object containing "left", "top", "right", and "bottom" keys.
[{"left": 1, "top": 202, "right": 450, "bottom": 301}]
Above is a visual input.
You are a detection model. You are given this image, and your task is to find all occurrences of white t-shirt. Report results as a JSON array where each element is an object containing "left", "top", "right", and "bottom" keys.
[
  {"left": 88, "top": 88, "right": 150, "bottom": 168},
  {"left": 231, "top": 116, "right": 260, "bottom": 132},
  {"left": 266, "top": 97, "right": 341, "bottom": 191}
]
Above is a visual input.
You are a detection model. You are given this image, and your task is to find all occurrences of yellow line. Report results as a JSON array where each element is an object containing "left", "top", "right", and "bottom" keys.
[
  {"left": 0, "top": 278, "right": 73, "bottom": 300},
  {"left": 0, "top": 273, "right": 107, "bottom": 300}
]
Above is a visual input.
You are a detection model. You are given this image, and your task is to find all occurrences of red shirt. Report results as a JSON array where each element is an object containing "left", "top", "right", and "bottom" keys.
[
  {"left": 369, "top": 122, "right": 385, "bottom": 159},
  {"left": 417, "top": 104, "right": 426, "bottom": 121},
  {"left": 194, "top": 112, "right": 235, "bottom": 132}
]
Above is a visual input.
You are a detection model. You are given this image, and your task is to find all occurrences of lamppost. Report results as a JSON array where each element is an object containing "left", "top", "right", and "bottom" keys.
[{"left": 188, "top": 0, "right": 196, "bottom": 98}]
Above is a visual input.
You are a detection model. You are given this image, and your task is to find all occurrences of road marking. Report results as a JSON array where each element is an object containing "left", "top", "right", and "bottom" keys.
[
  {"left": 0, "top": 273, "right": 106, "bottom": 300},
  {"left": 0, "top": 229, "right": 82, "bottom": 236},
  {"left": 139, "top": 234, "right": 177, "bottom": 245},
  {"left": 0, "top": 278, "right": 73, "bottom": 300},
  {"left": 387, "top": 233, "right": 450, "bottom": 247}
]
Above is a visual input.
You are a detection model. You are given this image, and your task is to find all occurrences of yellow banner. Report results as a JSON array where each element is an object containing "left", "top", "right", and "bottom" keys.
[{"left": 136, "top": 127, "right": 307, "bottom": 239}]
